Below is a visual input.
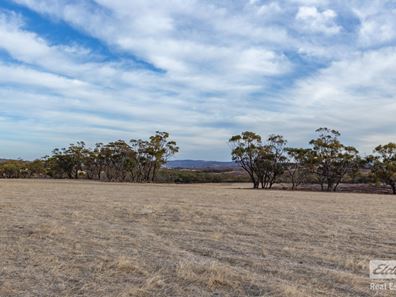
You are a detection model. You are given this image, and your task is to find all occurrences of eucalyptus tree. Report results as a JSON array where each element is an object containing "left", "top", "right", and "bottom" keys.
[
  {"left": 307, "top": 128, "right": 360, "bottom": 191},
  {"left": 104, "top": 140, "right": 135, "bottom": 182},
  {"left": 285, "top": 147, "right": 310, "bottom": 190},
  {"left": 130, "top": 139, "right": 151, "bottom": 182},
  {"left": 66, "top": 141, "right": 90, "bottom": 179},
  {"left": 84, "top": 143, "right": 107, "bottom": 180},
  {"left": 41, "top": 131, "right": 178, "bottom": 182},
  {"left": 367, "top": 143, "right": 396, "bottom": 194},
  {"left": 147, "top": 131, "right": 179, "bottom": 182},
  {"left": 256, "top": 135, "right": 288, "bottom": 189},
  {"left": 47, "top": 148, "right": 75, "bottom": 178},
  {"left": 229, "top": 131, "right": 262, "bottom": 188}
]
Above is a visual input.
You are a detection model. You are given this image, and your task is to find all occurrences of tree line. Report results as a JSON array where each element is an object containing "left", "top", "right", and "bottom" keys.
[
  {"left": 0, "top": 131, "right": 178, "bottom": 182},
  {"left": 1, "top": 128, "right": 396, "bottom": 194},
  {"left": 229, "top": 128, "right": 396, "bottom": 194}
]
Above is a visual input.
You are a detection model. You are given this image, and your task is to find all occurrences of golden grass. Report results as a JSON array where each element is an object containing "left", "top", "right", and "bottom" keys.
[{"left": 1, "top": 179, "right": 395, "bottom": 296}]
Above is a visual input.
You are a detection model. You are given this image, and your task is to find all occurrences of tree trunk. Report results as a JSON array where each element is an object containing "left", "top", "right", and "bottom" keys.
[
  {"left": 247, "top": 172, "right": 258, "bottom": 189},
  {"left": 333, "top": 181, "right": 341, "bottom": 192},
  {"left": 151, "top": 163, "right": 158, "bottom": 182},
  {"left": 290, "top": 174, "right": 296, "bottom": 190}
]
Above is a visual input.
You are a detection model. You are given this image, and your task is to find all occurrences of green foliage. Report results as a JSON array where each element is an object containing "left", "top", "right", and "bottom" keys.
[
  {"left": 305, "top": 128, "right": 361, "bottom": 191},
  {"left": 2, "top": 128, "right": 395, "bottom": 195},
  {"left": 0, "top": 161, "right": 25, "bottom": 178},
  {"left": 229, "top": 132, "right": 288, "bottom": 189},
  {"left": 285, "top": 147, "right": 311, "bottom": 190},
  {"left": 367, "top": 143, "right": 396, "bottom": 194},
  {"left": 40, "top": 132, "right": 178, "bottom": 182},
  {"left": 256, "top": 135, "right": 288, "bottom": 189},
  {"left": 0, "top": 159, "right": 46, "bottom": 178},
  {"left": 229, "top": 131, "right": 262, "bottom": 188},
  {"left": 229, "top": 128, "right": 363, "bottom": 192}
]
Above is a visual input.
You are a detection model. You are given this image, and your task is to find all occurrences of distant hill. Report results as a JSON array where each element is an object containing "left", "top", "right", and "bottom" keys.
[{"left": 165, "top": 160, "right": 239, "bottom": 170}]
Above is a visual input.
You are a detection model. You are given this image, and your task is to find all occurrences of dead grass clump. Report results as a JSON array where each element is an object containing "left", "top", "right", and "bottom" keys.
[
  {"left": 342, "top": 256, "right": 368, "bottom": 272},
  {"left": 115, "top": 256, "right": 148, "bottom": 276},
  {"left": 34, "top": 223, "right": 67, "bottom": 238},
  {"left": 282, "top": 283, "right": 309, "bottom": 297},
  {"left": 120, "top": 275, "right": 165, "bottom": 297},
  {"left": 176, "top": 258, "right": 245, "bottom": 290}
]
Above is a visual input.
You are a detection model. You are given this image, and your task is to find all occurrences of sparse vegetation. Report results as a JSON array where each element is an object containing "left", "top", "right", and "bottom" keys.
[
  {"left": 1, "top": 128, "right": 396, "bottom": 194},
  {"left": 305, "top": 128, "right": 361, "bottom": 192},
  {"left": 229, "top": 127, "right": 396, "bottom": 194},
  {"left": 43, "top": 131, "right": 179, "bottom": 182},
  {"left": 284, "top": 147, "right": 310, "bottom": 190},
  {"left": 367, "top": 143, "right": 396, "bottom": 194},
  {"left": 1, "top": 180, "right": 395, "bottom": 296}
]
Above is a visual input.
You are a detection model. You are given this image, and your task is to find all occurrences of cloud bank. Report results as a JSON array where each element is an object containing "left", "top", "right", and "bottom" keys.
[{"left": 0, "top": 0, "right": 396, "bottom": 160}]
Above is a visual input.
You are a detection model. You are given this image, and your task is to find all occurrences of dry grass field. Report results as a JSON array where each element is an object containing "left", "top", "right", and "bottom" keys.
[{"left": 1, "top": 180, "right": 395, "bottom": 297}]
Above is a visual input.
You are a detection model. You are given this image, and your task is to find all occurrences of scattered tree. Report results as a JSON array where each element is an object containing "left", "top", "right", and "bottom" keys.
[
  {"left": 256, "top": 135, "right": 288, "bottom": 189},
  {"left": 306, "top": 128, "right": 360, "bottom": 192},
  {"left": 368, "top": 143, "right": 396, "bottom": 194},
  {"left": 285, "top": 148, "right": 310, "bottom": 190},
  {"left": 229, "top": 132, "right": 262, "bottom": 188},
  {"left": 147, "top": 131, "right": 179, "bottom": 182},
  {"left": 38, "top": 132, "right": 178, "bottom": 182}
]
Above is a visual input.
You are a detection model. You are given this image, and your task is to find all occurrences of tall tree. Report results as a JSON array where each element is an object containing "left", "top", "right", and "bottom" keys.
[
  {"left": 307, "top": 128, "right": 360, "bottom": 191},
  {"left": 130, "top": 139, "right": 151, "bottom": 182},
  {"left": 146, "top": 131, "right": 179, "bottom": 182},
  {"left": 256, "top": 135, "right": 288, "bottom": 189},
  {"left": 104, "top": 140, "right": 135, "bottom": 182},
  {"left": 285, "top": 147, "right": 310, "bottom": 190},
  {"left": 368, "top": 143, "right": 396, "bottom": 194},
  {"left": 229, "top": 132, "right": 262, "bottom": 188},
  {"left": 85, "top": 143, "right": 107, "bottom": 180},
  {"left": 66, "top": 141, "right": 89, "bottom": 179},
  {"left": 47, "top": 148, "right": 74, "bottom": 178}
]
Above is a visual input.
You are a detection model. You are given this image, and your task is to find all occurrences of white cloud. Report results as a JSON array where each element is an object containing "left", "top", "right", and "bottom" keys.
[
  {"left": 296, "top": 6, "right": 341, "bottom": 35},
  {"left": 236, "top": 48, "right": 291, "bottom": 75},
  {"left": 353, "top": 2, "right": 396, "bottom": 47},
  {"left": 278, "top": 47, "right": 396, "bottom": 150},
  {"left": 249, "top": 1, "right": 283, "bottom": 17},
  {"left": 1, "top": 0, "right": 396, "bottom": 160}
]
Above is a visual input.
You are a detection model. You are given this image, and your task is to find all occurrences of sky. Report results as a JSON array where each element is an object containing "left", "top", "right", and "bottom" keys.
[{"left": 0, "top": 0, "right": 396, "bottom": 161}]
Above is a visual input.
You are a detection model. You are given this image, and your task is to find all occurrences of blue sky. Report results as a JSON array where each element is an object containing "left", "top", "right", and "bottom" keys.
[{"left": 1, "top": 0, "right": 396, "bottom": 160}]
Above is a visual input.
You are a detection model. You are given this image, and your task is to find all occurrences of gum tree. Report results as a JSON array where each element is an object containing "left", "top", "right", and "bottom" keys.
[
  {"left": 256, "top": 135, "right": 288, "bottom": 189},
  {"left": 146, "top": 131, "right": 179, "bottom": 182},
  {"left": 307, "top": 128, "right": 360, "bottom": 192},
  {"left": 285, "top": 147, "right": 310, "bottom": 190},
  {"left": 229, "top": 131, "right": 262, "bottom": 188},
  {"left": 368, "top": 143, "right": 396, "bottom": 194}
]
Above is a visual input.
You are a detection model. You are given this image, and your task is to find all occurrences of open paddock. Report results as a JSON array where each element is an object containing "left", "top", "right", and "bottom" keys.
[{"left": 1, "top": 180, "right": 395, "bottom": 296}]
